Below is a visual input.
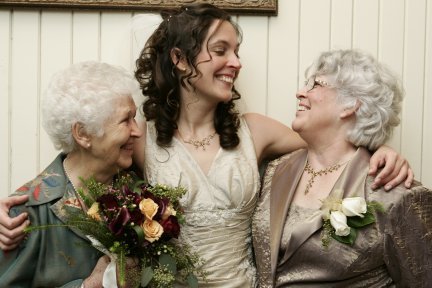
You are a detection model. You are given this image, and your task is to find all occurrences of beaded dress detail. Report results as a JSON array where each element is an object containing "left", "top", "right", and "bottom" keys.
[{"left": 144, "top": 117, "right": 260, "bottom": 287}]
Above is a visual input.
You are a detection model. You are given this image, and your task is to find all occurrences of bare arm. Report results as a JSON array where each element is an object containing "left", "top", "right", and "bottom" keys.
[
  {"left": 244, "top": 113, "right": 306, "bottom": 164},
  {"left": 244, "top": 113, "right": 413, "bottom": 189}
]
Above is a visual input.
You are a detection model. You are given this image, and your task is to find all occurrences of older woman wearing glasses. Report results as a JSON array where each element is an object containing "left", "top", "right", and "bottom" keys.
[{"left": 253, "top": 49, "right": 432, "bottom": 287}]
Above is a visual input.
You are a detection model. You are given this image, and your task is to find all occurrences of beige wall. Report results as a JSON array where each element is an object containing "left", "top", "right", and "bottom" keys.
[{"left": 1, "top": 0, "right": 431, "bottom": 198}]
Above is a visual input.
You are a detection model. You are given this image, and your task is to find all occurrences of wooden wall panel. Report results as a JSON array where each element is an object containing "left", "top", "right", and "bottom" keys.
[
  {"left": 379, "top": 0, "right": 405, "bottom": 151},
  {"left": 10, "top": 11, "right": 40, "bottom": 192},
  {"left": 331, "top": 0, "right": 353, "bottom": 49},
  {"left": 1, "top": 0, "right": 431, "bottom": 198},
  {"left": 39, "top": 11, "right": 72, "bottom": 170},
  {"left": 353, "top": 0, "right": 379, "bottom": 54},
  {"left": 298, "top": 0, "right": 331, "bottom": 81},
  {"left": 402, "top": 0, "right": 427, "bottom": 177},
  {"left": 267, "top": 0, "right": 300, "bottom": 125},
  {"left": 72, "top": 12, "right": 100, "bottom": 62},
  {"left": 0, "top": 11, "right": 11, "bottom": 196},
  {"left": 236, "top": 16, "right": 268, "bottom": 115},
  {"left": 100, "top": 12, "right": 133, "bottom": 68},
  {"left": 423, "top": 0, "right": 432, "bottom": 188}
]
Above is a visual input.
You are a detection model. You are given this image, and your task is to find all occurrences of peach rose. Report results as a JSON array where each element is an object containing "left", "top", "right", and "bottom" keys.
[
  {"left": 161, "top": 204, "right": 177, "bottom": 221},
  {"left": 87, "top": 202, "right": 102, "bottom": 221},
  {"left": 142, "top": 219, "right": 164, "bottom": 243},
  {"left": 139, "top": 198, "right": 159, "bottom": 220}
]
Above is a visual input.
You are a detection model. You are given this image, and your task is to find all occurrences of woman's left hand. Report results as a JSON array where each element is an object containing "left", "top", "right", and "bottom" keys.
[{"left": 368, "top": 145, "right": 414, "bottom": 190}]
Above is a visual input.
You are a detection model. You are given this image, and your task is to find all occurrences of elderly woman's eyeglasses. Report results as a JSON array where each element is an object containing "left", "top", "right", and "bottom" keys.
[{"left": 304, "top": 77, "right": 330, "bottom": 92}]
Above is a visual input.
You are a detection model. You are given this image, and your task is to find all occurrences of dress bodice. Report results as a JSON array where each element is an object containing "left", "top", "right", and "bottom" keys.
[{"left": 144, "top": 118, "right": 260, "bottom": 287}]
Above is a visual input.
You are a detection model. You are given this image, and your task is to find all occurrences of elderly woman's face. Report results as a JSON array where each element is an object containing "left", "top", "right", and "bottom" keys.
[
  {"left": 292, "top": 76, "right": 342, "bottom": 136},
  {"left": 89, "top": 96, "right": 142, "bottom": 174}
]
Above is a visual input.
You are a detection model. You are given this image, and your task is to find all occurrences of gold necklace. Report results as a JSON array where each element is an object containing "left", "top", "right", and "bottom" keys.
[
  {"left": 178, "top": 129, "right": 217, "bottom": 151},
  {"left": 303, "top": 160, "right": 346, "bottom": 195}
]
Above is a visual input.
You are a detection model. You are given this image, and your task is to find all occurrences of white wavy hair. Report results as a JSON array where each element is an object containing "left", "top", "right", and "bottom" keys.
[
  {"left": 42, "top": 61, "right": 141, "bottom": 153},
  {"left": 305, "top": 49, "right": 404, "bottom": 150}
]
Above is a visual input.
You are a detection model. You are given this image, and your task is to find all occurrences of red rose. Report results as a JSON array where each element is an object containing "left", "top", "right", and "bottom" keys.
[
  {"left": 109, "top": 207, "right": 131, "bottom": 236},
  {"left": 160, "top": 215, "right": 180, "bottom": 239}
]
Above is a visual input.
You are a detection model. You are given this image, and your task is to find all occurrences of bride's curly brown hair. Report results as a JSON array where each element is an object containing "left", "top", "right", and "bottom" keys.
[{"left": 135, "top": 3, "right": 243, "bottom": 149}]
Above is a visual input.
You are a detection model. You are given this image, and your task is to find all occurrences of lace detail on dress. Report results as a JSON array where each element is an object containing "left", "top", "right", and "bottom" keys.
[{"left": 144, "top": 118, "right": 259, "bottom": 287}]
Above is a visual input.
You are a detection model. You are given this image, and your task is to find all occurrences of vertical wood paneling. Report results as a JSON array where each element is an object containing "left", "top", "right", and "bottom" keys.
[
  {"left": 298, "top": 0, "right": 331, "bottom": 85},
  {"left": 236, "top": 16, "right": 268, "bottom": 114},
  {"left": 2, "top": 0, "right": 431, "bottom": 198},
  {"left": 130, "top": 13, "right": 163, "bottom": 106},
  {"left": 379, "top": 0, "right": 405, "bottom": 152},
  {"left": 330, "top": 0, "right": 353, "bottom": 49},
  {"left": 72, "top": 12, "right": 100, "bottom": 62},
  {"left": 10, "top": 11, "right": 40, "bottom": 192},
  {"left": 422, "top": 0, "right": 432, "bottom": 188},
  {"left": 0, "top": 11, "right": 11, "bottom": 198},
  {"left": 100, "top": 12, "right": 133, "bottom": 68},
  {"left": 402, "top": 0, "right": 427, "bottom": 177},
  {"left": 131, "top": 13, "right": 162, "bottom": 70},
  {"left": 39, "top": 11, "right": 73, "bottom": 170},
  {"left": 267, "top": 0, "right": 300, "bottom": 125},
  {"left": 353, "top": 0, "right": 379, "bottom": 54}
]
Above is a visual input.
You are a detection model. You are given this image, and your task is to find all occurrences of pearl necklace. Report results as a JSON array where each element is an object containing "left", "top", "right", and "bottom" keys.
[
  {"left": 178, "top": 129, "right": 217, "bottom": 151},
  {"left": 63, "top": 157, "right": 86, "bottom": 209},
  {"left": 303, "top": 160, "right": 348, "bottom": 195}
]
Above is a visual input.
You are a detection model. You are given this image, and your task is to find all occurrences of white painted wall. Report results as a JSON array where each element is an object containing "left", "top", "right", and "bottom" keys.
[{"left": 1, "top": 0, "right": 431, "bottom": 198}]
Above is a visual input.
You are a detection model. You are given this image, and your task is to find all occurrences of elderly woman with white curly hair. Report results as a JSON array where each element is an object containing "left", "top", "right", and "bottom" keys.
[
  {"left": 0, "top": 61, "right": 142, "bottom": 287},
  {"left": 252, "top": 49, "right": 432, "bottom": 287}
]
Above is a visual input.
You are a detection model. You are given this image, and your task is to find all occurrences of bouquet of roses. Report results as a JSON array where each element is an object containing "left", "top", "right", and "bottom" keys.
[{"left": 26, "top": 171, "right": 204, "bottom": 288}]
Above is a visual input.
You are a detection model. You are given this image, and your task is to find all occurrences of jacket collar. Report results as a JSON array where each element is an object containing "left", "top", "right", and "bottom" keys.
[{"left": 270, "top": 148, "right": 371, "bottom": 278}]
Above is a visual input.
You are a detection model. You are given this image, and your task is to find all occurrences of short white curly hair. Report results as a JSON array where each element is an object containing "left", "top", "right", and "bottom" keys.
[
  {"left": 42, "top": 61, "right": 141, "bottom": 153},
  {"left": 305, "top": 49, "right": 404, "bottom": 150}
]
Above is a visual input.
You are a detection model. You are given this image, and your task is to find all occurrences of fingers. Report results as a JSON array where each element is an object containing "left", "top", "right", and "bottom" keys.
[
  {"left": 83, "top": 256, "right": 111, "bottom": 288},
  {"left": 0, "top": 196, "right": 30, "bottom": 251},
  {"left": 373, "top": 157, "right": 413, "bottom": 191},
  {"left": 3, "top": 195, "right": 29, "bottom": 209},
  {"left": 404, "top": 168, "right": 414, "bottom": 188},
  {"left": 368, "top": 154, "right": 389, "bottom": 178},
  {"left": 0, "top": 209, "right": 29, "bottom": 231},
  {"left": 0, "top": 217, "right": 30, "bottom": 251},
  {"left": 369, "top": 157, "right": 395, "bottom": 190},
  {"left": 0, "top": 232, "right": 27, "bottom": 251}
]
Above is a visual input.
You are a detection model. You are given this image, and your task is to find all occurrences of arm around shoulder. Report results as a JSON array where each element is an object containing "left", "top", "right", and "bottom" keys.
[
  {"left": 383, "top": 183, "right": 432, "bottom": 285},
  {"left": 243, "top": 113, "right": 306, "bottom": 163}
]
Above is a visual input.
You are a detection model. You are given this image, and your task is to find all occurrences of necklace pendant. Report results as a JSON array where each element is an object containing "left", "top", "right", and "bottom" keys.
[
  {"left": 180, "top": 131, "right": 216, "bottom": 151},
  {"left": 303, "top": 160, "right": 344, "bottom": 195}
]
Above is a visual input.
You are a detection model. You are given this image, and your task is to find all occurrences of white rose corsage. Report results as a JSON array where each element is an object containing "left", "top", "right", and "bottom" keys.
[{"left": 320, "top": 189, "right": 385, "bottom": 247}]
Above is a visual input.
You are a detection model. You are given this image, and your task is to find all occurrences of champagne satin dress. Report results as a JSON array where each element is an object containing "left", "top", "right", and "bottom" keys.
[{"left": 144, "top": 117, "right": 260, "bottom": 287}]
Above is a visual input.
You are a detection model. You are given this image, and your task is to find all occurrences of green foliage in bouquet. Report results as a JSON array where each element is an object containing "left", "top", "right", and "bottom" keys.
[{"left": 26, "top": 172, "right": 206, "bottom": 287}]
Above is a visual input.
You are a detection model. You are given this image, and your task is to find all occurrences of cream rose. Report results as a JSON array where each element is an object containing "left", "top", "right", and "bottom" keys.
[
  {"left": 330, "top": 211, "right": 350, "bottom": 236},
  {"left": 142, "top": 219, "right": 164, "bottom": 243},
  {"left": 341, "top": 197, "right": 367, "bottom": 218},
  {"left": 87, "top": 202, "right": 102, "bottom": 221},
  {"left": 161, "top": 204, "right": 177, "bottom": 221},
  {"left": 139, "top": 198, "right": 159, "bottom": 220}
]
